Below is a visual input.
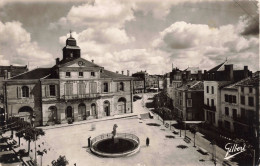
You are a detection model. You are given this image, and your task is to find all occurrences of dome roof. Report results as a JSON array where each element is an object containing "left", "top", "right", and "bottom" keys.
[{"left": 66, "top": 33, "right": 77, "bottom": 46}]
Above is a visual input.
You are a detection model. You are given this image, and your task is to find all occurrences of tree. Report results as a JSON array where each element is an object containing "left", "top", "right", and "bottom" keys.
[
  {"left": 14, "top": 120, "right": 30, "bottom": 145},
  {"left": 15, "top": 130, "right": 24, "bottom": 146},
  {"left": 5, "top": 117, "right": 20, "bottom": 138},
  {"left": 23, "top": 127, "right": 45, "bottom": 153},
  {"left": 52, "top": 155, "right": 69, "bottom": 166}
]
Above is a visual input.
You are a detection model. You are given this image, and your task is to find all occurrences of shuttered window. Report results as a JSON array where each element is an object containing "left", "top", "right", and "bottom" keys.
[
  {"left": 65, "top": 83, "right": 73, "bottom": 96},
  {"left": 78, "top": 83, "right": 86, "bottom": 95},
  {"left": 90, "top": 82, "right": 97, "bottom": 93}
]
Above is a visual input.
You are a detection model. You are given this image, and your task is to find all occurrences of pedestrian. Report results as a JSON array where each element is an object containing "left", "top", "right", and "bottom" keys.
[{"left": 146, "top": 137, "right": 150, "bottom": 146}]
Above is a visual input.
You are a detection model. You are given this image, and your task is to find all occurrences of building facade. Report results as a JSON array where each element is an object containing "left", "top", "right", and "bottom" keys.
[
  {"left": 133, "top": 77, "right": 145, "bottom": 94},
  {"left": 0, "top": 65, "right": 28, "bottom": 124},
  {"left": 175, "top": 81, "right": 204, "bottom": 121},
  {"left": 203, "top": 61, "right": 251, "bottom": 127},
  {"left": 4, "top": 35, "right": 133, "bottom": 126}
]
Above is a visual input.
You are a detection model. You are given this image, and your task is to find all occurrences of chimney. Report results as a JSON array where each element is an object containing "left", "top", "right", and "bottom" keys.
[
  {"left": 7, "top": 72, "right": 11, "bottom": 78},
  {"left": 56, "top": 58, "right": 60, "bottom": 65},
  {"left": 4, "top": 70, "right": 8, "bottom": 79},
  {"left": 116, "top": 71, "right": 118, "bottom": 74},
  {"left": 198, "top": 70, "right": 202, "bottom": 80},
  {"left": 244, "top": 66, "right": 248, "bottom": 77},
  {"left": 91, "top": 60, "right": 94, "bottom": 63},
  {"left": 122, "top": 71, "right": 124, "bottom": 75},
  {"left": 186, "top": 71, "right": 191, "bottom": 80},
  {"left": 224, "top": 64, "right": 234, "bottom": 81},
  {"left": 127, "top": 70, "right": 129, "bottom": 76}
]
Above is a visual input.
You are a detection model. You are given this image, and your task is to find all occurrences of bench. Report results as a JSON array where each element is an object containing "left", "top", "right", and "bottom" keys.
[
  {"left": 198, "top": 147, "right": 208, "bottom": 155},
  {"left": 183, "top": 136, "right": 191, "bottom": 143},
  {"left": 172, "top": 130, "right": 179, "bottom": 135}
]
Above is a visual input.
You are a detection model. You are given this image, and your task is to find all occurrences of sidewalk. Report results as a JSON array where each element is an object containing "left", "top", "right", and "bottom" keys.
[
  {"left": 151, "top": 112, "right": 237, "bottom": 166},
  {"left": 38, "top": 113, "right": 138, "bottom": 130}
]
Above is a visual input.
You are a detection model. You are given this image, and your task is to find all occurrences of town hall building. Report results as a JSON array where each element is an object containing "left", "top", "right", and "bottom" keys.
[{"left": 3, "top": 33, "right": 134, "bottom": 126}]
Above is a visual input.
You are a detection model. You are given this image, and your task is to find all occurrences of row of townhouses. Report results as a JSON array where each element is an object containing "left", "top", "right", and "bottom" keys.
[
  {"left": 132, "top": 71, "right": 164, "bottom": 93},
  {"left": 164, "top": 61, "right": 259, "bottom": 161},
  {"left": 0, "top": 34, "right": 134, "bottom": 126}
]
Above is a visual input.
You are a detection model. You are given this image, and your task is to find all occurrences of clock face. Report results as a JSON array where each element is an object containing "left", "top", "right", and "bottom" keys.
[{"left": 78, "top": 61, "right": 83, "bottom": 66}]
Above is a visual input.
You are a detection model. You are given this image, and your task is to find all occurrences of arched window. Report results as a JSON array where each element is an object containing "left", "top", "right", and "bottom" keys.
[
  {"left": 119, "top": 82, "right": 124, "bottom": 91},
  {"left": 22, "top": 86, "right": 29, "bottom": 97},
  {"left": 66, "top": 106, "right": 73, "bottom": 118}
]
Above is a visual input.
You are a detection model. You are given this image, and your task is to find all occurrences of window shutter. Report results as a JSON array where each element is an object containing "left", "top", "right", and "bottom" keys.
[
  {"left": 65, "top": 83, "right": 68, "bottom": 96},
  {"left": 17, "top": 86, "right": 21, "bottom": 98},
  {"left": 55, "top": 85, "right": 58, "bottom": 97},
  {"left": 101, "top": 83, "right": 104, "bottom": 93},
  {"left": 42, "top": 85, "right": 46, "bottom": 97},
  {"left": 29, "top": 86, "right": 32, "bottom": 98},
  {"left": 117, "top": 82, "right": 119, "bottom": 92},
  {"left": 46, "top": 85, "right": 50, "bottom": 97},
  {"left": 70, "top": 83, "right": 73, "bottom": 95},
  {"left": 86, "top": 83, "right": 89, "bottom": 94}
]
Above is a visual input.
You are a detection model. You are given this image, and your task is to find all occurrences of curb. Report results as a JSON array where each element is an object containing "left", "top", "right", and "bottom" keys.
[{"left": 39, "top": 114, "right": 138, "bottom": 130}]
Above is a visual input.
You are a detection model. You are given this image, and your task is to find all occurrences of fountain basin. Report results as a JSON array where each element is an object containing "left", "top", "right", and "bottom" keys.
[{"left": 90, "top": 133, "right": 140, "bottom": 157}]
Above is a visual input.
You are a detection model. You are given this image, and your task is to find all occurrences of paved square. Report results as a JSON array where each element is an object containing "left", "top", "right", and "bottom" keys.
[{"left": 5, "top": 95, "right": 218, "bottom": 166}]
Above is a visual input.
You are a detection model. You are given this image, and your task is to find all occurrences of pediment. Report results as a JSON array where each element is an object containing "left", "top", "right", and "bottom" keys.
[{"left": 59, "top": 58, "right": 100, "bottom": 68}]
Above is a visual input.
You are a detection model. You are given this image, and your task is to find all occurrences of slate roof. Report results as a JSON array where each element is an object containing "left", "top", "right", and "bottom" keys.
[
  {"left": 101, "top": 69, "right": 133, "bottom": 80},
  {"left": 177, "top": 81, "right": 204, "bottom": 91},
  {"left": 10, "top": 68, "right": 51, "bottom": 80},
  {"left": 237, "top": 72, "right": 259, "bottom": 86},
  {"left": 209, "top": 62, "right": 226, "bottom": 72},
  {"left": 223, "top": 72, "right": 259, "bottom": 89}
]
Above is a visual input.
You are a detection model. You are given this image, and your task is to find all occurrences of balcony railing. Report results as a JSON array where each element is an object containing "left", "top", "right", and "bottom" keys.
[
  {"left": 203, "top": 104, "right": 216, "bottom": 111},
  {"left": 62, "top": 93, "right": 100, "bottom": 100}
]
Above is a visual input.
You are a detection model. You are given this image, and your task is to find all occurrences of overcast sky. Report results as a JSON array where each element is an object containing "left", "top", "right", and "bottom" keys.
[{"left": 0, "top": 0, "right": 259, "bottom": 74}]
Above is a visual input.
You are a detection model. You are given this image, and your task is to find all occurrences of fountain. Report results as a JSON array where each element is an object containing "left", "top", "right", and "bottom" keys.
[{"left": 90, "top": 124, "right": 140, "bottom": 157}]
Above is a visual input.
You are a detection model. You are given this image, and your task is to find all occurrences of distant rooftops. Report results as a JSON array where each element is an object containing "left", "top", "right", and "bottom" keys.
[
  {"left": 177, "top": 80, "right": 204, "bottom": 91},
  {"left": 184, "top": 66, "right": 201, "bottom": 74},
  {"left": 0, "top": 65, "right": 28, "bottom": 78}
]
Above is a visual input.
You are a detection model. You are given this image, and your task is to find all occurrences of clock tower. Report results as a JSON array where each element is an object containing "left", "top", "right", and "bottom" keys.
[{"left": 62, "top": 30, "right": 81, "bottom": 61}]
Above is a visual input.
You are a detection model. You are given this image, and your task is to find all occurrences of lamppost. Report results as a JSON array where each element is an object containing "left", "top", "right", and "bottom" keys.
[
  {"left": 31, "top": 115, "right": 37, "bottom": 166},
  {"left": 210, "top": 140, "right": 216, "bottom": 166}
]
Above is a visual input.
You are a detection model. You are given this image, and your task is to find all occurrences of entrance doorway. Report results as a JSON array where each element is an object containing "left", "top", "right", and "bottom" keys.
[{"left": 104, "top": 101, "right": 110, "bottom": 116}]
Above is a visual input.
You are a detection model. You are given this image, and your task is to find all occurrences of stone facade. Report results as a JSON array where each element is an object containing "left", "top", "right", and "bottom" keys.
[{"left": 3, "top": 35, "right": 133, "bottom": 126}]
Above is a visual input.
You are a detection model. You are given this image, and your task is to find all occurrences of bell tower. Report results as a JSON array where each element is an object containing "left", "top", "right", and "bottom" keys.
[{"left": 62, "top": 30, "right": 81, "bottom": 61}]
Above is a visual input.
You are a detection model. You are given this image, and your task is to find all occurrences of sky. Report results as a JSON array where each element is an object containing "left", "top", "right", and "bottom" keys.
[{"left": 0, "top": 0, "right": 259, "bottom": 74}]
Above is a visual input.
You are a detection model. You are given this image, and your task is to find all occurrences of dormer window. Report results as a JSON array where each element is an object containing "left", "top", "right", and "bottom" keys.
[
  {"left": 66, "top": 72, "right": 71, "bottom": 77},
  {"left": 79, "top": 72, "right": 83, "bottom": 77},
  {"left": 91, "top": 72, "right": 95, "bottom": 77}
]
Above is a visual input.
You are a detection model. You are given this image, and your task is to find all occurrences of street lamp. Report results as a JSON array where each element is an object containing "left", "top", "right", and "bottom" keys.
[{"left": 31, "top": 115, "right": 37, "bottom": 166}]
